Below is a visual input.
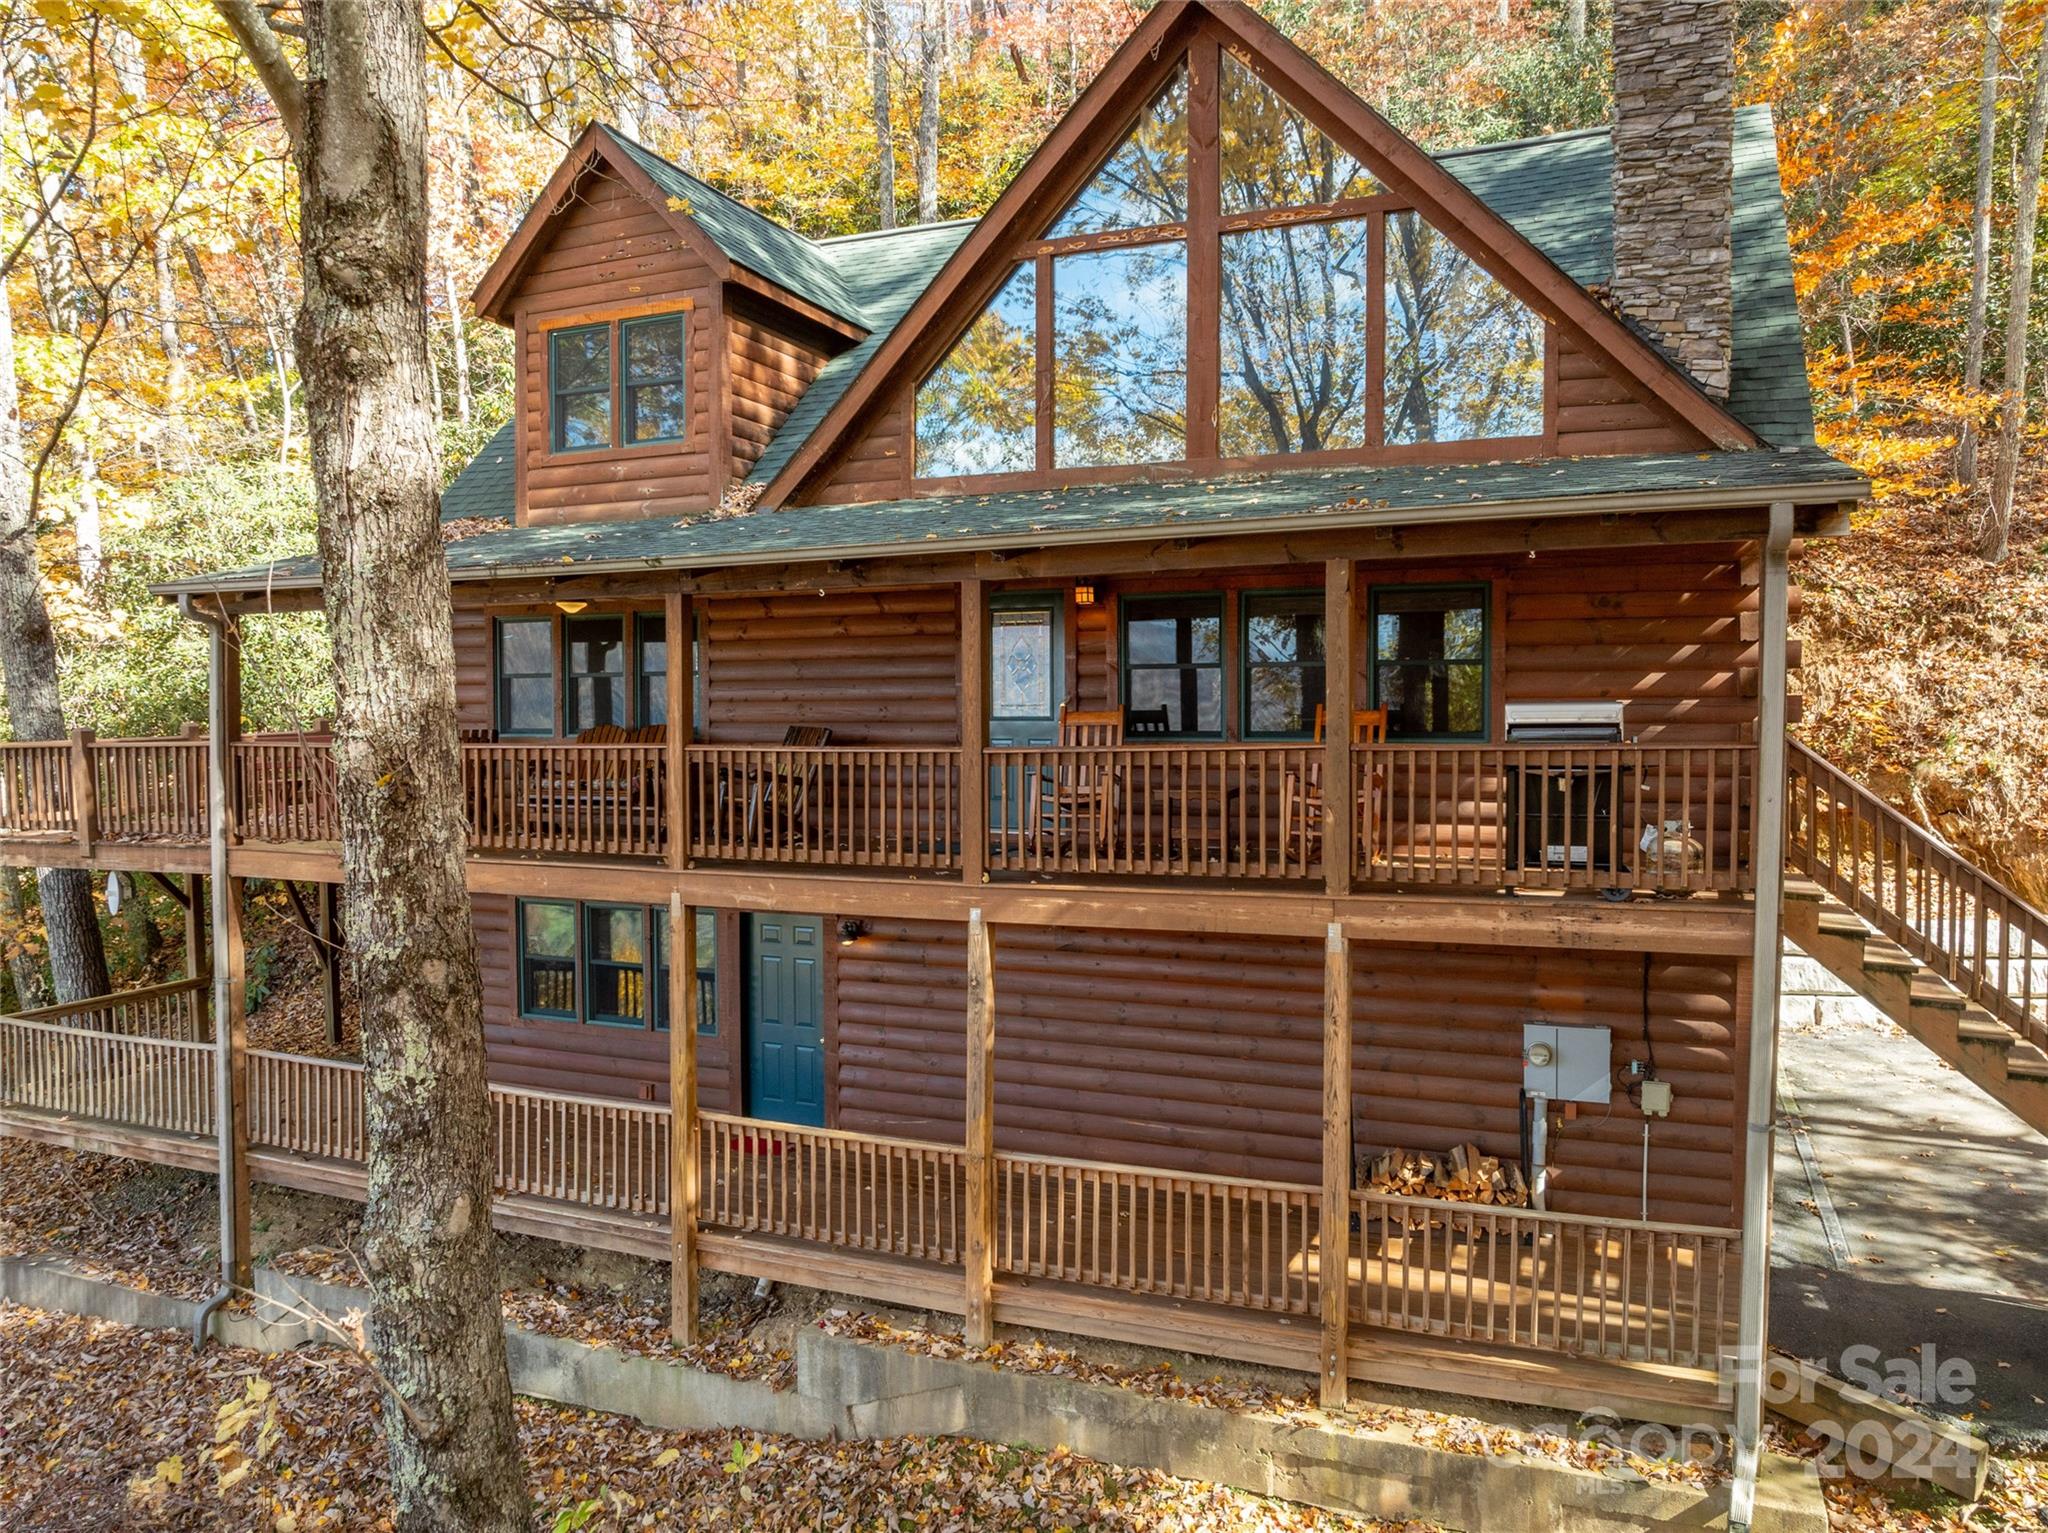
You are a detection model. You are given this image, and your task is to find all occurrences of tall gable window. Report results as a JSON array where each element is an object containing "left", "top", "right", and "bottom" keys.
[
  {"left": 910, "top": 41, "right": 1550, "bottom": 484},
  {"left": 1384, "top": 214, "right": 1543, "bottom": 444},
  {"left": 915, "top": 263, "right": 1036, "bottom": 478},
  {"left": 547, "top": 311, "right": 687, "bottom": 454}
]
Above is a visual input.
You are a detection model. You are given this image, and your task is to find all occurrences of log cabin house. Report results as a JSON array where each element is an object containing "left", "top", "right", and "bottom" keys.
[{"left": 25, "top": 4, "right": 2047, "bottom": 1508}]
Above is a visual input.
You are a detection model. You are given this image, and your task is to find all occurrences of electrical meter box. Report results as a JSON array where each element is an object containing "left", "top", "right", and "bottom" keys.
[{"left": 1521, "top": 1023, "right": 1612, "bottom": 1105}]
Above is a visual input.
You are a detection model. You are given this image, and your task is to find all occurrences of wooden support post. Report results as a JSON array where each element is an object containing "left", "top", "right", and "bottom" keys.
[
  {"left": 317, "top": 881, "right": 342, "bottom": 1047},
  {"left": 184, "top": 873, "right": 207, "bottom": 983},
  {"left": 963, "top": 907, "right": 996, "bottom": 1346},
  {"left": 1324, "top": 559, "right": 1356, "bottom": 896},
  {"left": 669, "top": 891, "right": 700, "bottom": 1342},
  {"left": 1320, "top": 919, "right": 1352, "bottom": 1407},
  {"left": 959, "top": 580, "right": 987, "bottom": 887},
  {"left": 665, "top": 591, "right": 692, "bottom": 871},
  {"left": 206, "top": 614, "right": 251, "bottom": 1290},
  {"left": 68, "top": 727, "right": 97, "bottom": 856}
]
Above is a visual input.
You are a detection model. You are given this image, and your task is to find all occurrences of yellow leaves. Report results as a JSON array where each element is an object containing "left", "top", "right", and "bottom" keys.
[
  {"left": 651, "top": 1446, "right": 680, "bottom": 1468},
  {"left": 666, "top": 195, "right": 695, "bottom": 216}
]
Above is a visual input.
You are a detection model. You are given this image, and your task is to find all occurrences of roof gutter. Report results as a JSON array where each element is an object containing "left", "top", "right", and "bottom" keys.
[{"left": 153, "top": 467, "right": 1868, "bottom": 600}]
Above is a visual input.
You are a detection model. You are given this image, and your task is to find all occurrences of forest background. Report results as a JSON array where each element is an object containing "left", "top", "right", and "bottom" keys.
[{"left": 1, "top": 0, "right": 2037, "bottom": 994}]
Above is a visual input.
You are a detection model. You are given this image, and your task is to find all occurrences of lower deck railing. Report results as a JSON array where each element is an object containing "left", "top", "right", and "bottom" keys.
[{"left": 1, "top": 1017, "right": 1739, "bottom": 1382}]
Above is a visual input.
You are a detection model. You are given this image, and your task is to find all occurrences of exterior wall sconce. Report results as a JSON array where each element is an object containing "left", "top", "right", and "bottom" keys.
[
  {"left": 556, "top": 599, "right": 589, "bottom": 614},
  {"left": 1072, "top": 584, "right": 1096, "bottom": 606},
  {"left": 837, "top": 918, "right": 867, "bottom": 946}
]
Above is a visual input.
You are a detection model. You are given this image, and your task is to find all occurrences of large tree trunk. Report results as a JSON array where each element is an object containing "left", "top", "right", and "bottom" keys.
[
  {"left": 1988, "top": 17, "right": 2048, "bottom": 562},
  {"left": 287, "top": 2, "right": 527, "bottom": 1524},
  {"left": 1960, "top": 0, "right": 2005, "bottom": 486},
  {"left": 916, "top": 0, "right": 941, "bottom": 224},
  {"left": 866, "top": 0, "right": 897, "bottom": 229},
  {"left": 0, "top": 228, "right": 108, "bottom": 1005}
]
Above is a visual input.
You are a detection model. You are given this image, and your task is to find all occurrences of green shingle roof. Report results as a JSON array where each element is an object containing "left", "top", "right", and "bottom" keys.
[
  {"left": 607, "top": 131, "right": 869, "bottom": 330},
  {"left": 164, "top": 445, "right": 1862, "bottom": 598},
  {"left": 1442, "top": 103, "right": 1814, "bottom": 446}
]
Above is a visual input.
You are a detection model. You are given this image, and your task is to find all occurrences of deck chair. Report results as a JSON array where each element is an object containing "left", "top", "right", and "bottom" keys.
[
  {"left": 1124, "top": 706, "right": 1172, "bottom": 738},
  {"left": 1037, "top": 706, "right": 1122, "bottom": 858},
  {"left": 739, "top": 724, "right": 834, "bottom": 849},
  {"left": 1282, "top": 706, "right": 1390, "bottom": 866},
  {"left": 531, "top": 722, "right": 666, "bottom": 847}
]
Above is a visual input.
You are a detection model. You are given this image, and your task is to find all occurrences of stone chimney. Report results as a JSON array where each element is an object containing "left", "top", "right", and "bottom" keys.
[{"left": 1610, "top": 0, "right": 1735, "bottom": 398}]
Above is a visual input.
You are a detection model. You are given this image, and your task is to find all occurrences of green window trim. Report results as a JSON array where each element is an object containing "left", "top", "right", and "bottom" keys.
[
  {"left": 1239, "top": 588, "right": 1327, "bottom": 740},
  {"left": 583, "top": 902, "right": 650, "bottom": 1028},
  {"left": 1368, "top": 582, "right": 1491, "bottom": 743},
  {"left": 620, "top": 313, "right": 688, "bottom": 446},
  {"left": 547, "top": 311, "right": 689, "bottom": 456},
  {"left": 636, "top": 611, "right": 670, "bottom": 728},
  {"left": 562, "top": 613, "right": 629, "bottom": 736},
  {"left": 1120, "top": 592, "right": 1225, "bottom": 740},
  {"left": 495, "top": 616, "right": 557, "bottom": 739},
  {"left": 517, "top": 897, "right": 718, "bottom": 1033}
]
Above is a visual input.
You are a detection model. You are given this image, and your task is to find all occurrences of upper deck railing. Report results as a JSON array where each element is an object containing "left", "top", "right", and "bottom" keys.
[{"left": 0, "top": 730, "right": 1763, "bottom": 897}]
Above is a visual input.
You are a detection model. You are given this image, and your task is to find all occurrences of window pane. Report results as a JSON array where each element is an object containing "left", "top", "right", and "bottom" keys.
[
  {"left": 916, "top": 263, "right": 1036, "bottom": 478},
  {"left": 1246, "top": 601, "right": 1324, "bottom": 664},
  {"left": 552, "top": 327, "right": 610, "bottom": 391},
  {"left": 499, "top": 618, "right": 552, "bottom": 674},
  {"left": 1373, "top": 589, "right": 1486, "bottom": 661},
  {"left": 555, "top": 390, "right": 611, "bottom": 451},
  {"left": 623, "top": 315, "right": 685, "bottom": 382},
  {"left": 522, "top": 900, "right": 576, "bottom": 957},
  {"left": 1384, "top": 213, "right": 1544, "bottom": 445},
  {"left": 1054, "top": 244, "right": 1188, "bottom": 467},
  {"left": 1050, "top": 67, "right": 1188, "bottom": 235},
  {"left": 588, "top": 905, "right": 645, "bottom": 964},
  {"left": 1219, "top": 53, "right": 1375, "bottom": 213},
  {"left": 566, "top": 617, "right": 626, "bottom": 675},
  {"left": 1247, "top": 663, "right": 1324, "bottom": 735},
  {"left": 1220, "top": 218, "right": 1369, "bottom": 456},
  {"left": 1128, "top": 665, "right": 1222, "bottom": 734},
  {"left": 502, "top": 676, "right": 554, "bottom": 736},
  {"left": 990, "top": 609, "right": 1054, "bottom": 720},
  {"left": 625, "top": 382, "right": 686, "bottom": 444},
  {"left": 1126, "top": 606, "right": 1219, "bottom": 664},
  {"left": 1377, "top": 662, "right": 1483, "bottom": 737},
  {"left": 638, "top": 615, "right": 668, "bottom": 726},
  {"left": 569, "top": 676, "right": 627, "bottom": 733}
]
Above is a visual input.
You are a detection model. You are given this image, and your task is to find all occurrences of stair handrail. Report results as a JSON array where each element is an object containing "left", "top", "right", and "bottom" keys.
[{"left": 1785, "top": 736, "right": 2048, "bottom": 1053}]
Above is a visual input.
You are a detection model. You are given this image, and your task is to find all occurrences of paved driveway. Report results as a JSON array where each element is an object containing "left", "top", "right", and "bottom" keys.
[{"left": 1771, "top": 993, "right": 2048, "bottom": 1449}]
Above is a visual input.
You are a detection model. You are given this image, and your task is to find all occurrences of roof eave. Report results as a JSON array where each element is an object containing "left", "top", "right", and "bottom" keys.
[{"left": 152, "top": 467, "right": 1869, "bottom": 602}]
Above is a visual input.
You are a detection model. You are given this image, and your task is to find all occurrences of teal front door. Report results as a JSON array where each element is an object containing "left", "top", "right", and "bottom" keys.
[{"left": 744, "top": 913, "right": 825, "bottom": 1125}]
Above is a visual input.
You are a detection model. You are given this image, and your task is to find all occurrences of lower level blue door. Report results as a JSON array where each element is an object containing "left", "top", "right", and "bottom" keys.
[{"left": 744, "top": 914, "right": 825, "bottom": 1125}]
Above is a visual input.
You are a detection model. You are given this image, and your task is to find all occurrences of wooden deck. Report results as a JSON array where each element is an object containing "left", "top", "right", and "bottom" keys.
[{"left": 0, "top": 1011, "right": 1736, "bottom": 1424}]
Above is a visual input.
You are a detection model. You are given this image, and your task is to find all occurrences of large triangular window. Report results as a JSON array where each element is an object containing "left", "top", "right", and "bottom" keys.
[
  {"left": 910, "top": 37, "right": 1549, "bottom": 483},
  {"left": 1050, "top": 67, "right": 1189, "bottom": 236}
]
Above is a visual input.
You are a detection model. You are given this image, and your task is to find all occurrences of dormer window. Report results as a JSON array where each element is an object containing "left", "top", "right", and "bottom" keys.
[{"left": 547, "top": 311, "right": 688, "bottom": 453}]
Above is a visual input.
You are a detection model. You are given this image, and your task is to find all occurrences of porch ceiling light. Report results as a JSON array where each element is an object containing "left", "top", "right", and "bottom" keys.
[{"left": 556, "top": 599, "right": 589, "bottom": 614}]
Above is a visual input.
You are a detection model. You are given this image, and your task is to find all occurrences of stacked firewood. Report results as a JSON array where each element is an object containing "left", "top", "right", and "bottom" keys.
[{"left": 1356, "top": 1142, "right": 1530, "bottom": 1208}]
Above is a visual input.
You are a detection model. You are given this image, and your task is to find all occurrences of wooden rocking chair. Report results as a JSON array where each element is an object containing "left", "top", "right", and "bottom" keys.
[
  {"left": 740, "top": 724, "right": 833, "bottom": 850},
  {"left": 1037, "top": 706, "right": 1122, "bottom": 859},
  {"left": 1282, "top": 706, "right": 1389, "bottom": 866}
]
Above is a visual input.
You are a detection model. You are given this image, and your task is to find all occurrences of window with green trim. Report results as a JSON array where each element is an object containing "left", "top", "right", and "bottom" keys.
[
  {"left": 549, "top": 324, "right": 612, "bottom": 452},
  {"left": 495, "top": 618, "right": 556, "bottom": 738},
  {"left": 518, "top": 899, "right": 578, "bottom": 1019},
  {"left": 637, "top": 613, "right": 669, "bottom": 726},
  {"left": 1370, "top": 584, "right": 1488, "bottom": 741},
  {"left": 563, "top": 615, "right": 628, "bottom": 733},
  {"left": 584, "top": 904, "right": 648, "bottom": 1026},
  {"left": 621, "top": 314, "right": 687, "bottom": 444},
  {"left": 1122, "top": 593, "right": 1223, "bottom": 737},
  {"left": 1241, "top": 591, "right": 1325, "bottom": 738}
]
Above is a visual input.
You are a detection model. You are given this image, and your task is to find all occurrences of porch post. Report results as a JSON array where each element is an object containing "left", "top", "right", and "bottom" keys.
[
  {"left": 668, "top": 891, "right": 700, "bottom": 1343},
  {"left": 67, "top": 728, "right": 97, "bottom": 858},
  {"left": 1320, "top": 919, "right": 1352, "bottom": 1406},
  {"left": 963, "top": 907, "right": 995, "bottom": 1346},
  {"left": 317, "top": 881, "right": 342, "bottom": 1047},
  {"left": 664, "top": 591, "right": 692, "bottom": 871},
  {"left": 205, "top": 613, "right": 251, "bottom": 1289},
  {"left": 959, "top": 579, "right": 986, "bottom": 887},
  {"left": 1324, "top": 559, "right": 1355, "bottom": 896},
  {"left": 1730, "top": 504, "right": 1793, "bottom": 1530}
]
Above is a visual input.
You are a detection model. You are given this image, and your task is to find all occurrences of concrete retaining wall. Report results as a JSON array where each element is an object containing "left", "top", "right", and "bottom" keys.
[{"left": 0, "top": 1253, "right": 1827, "bottom": 1533}]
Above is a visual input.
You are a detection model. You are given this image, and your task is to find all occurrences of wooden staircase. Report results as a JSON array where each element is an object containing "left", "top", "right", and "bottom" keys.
[{"left": 1783, "top": 740, "right": 2048, "bottom": 1138}]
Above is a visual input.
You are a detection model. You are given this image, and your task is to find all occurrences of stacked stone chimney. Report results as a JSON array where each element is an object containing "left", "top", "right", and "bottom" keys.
[{"left": 1610, "top": 0, "right": 1735, "bottom": 398}]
